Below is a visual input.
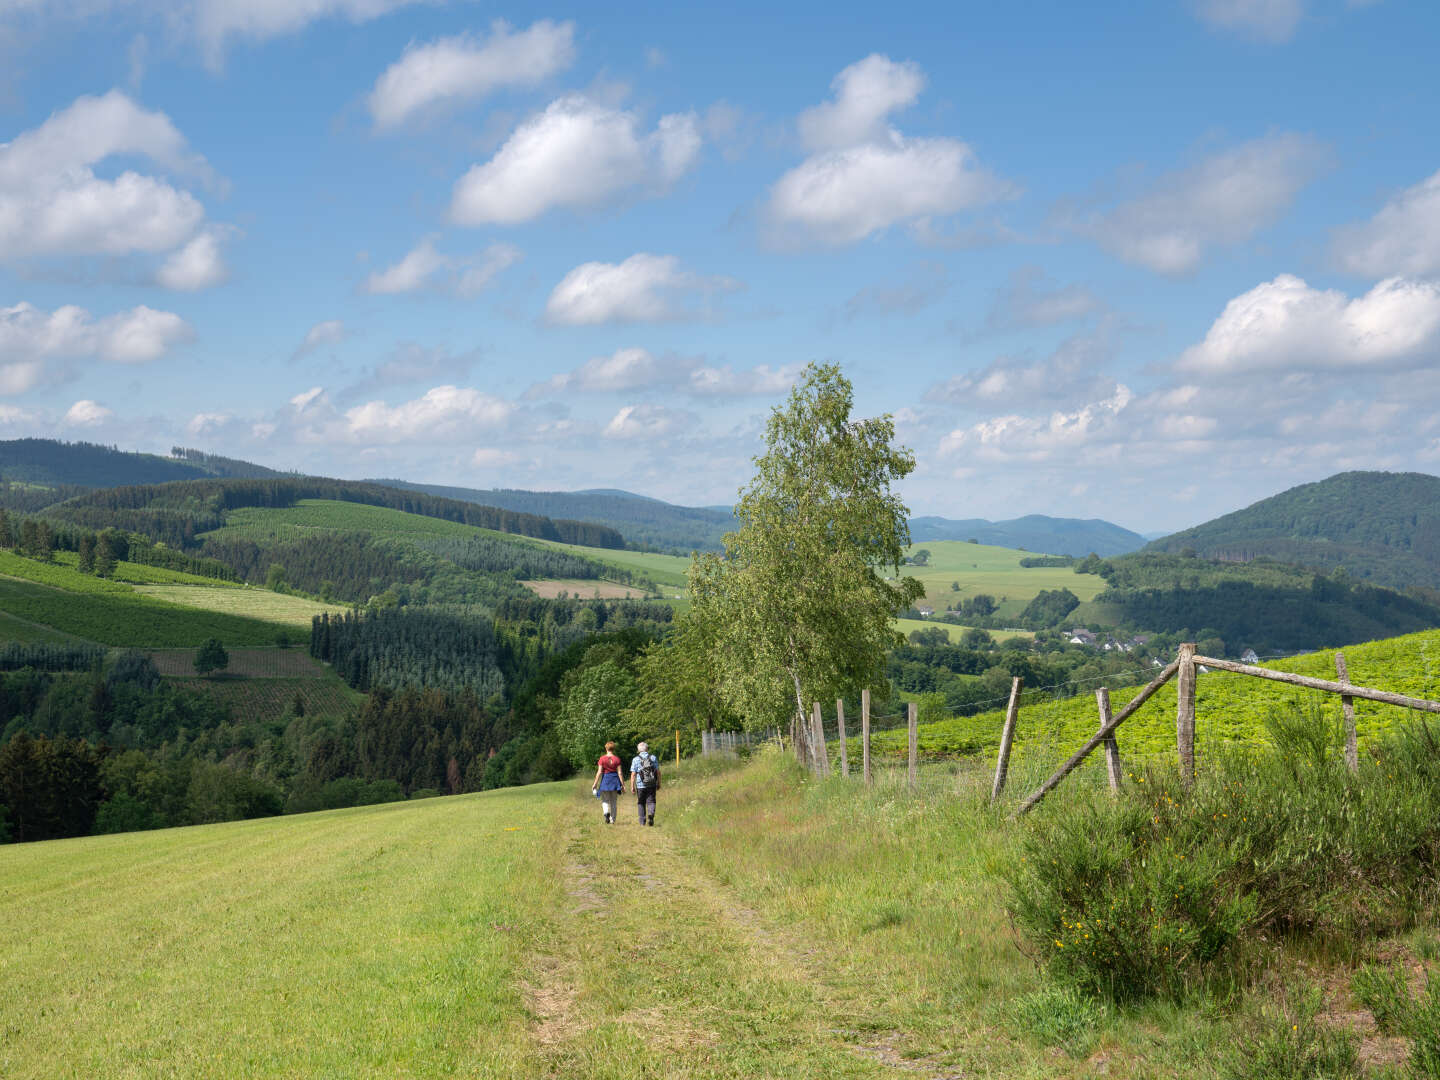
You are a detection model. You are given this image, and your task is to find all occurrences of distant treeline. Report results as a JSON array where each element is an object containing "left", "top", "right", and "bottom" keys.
[{"left": 50, "top": 478, "right": 627, "bottom": 550}]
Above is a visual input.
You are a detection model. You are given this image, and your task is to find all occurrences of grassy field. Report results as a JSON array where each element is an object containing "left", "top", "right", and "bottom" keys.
[
  {"left": 205, "top": 500, "right": 510, "bottom": 543},
  {"left": 133, "top": 584, "right": 350, "bottom": 628},
  {"left": 10, "top": 751, "right": 1409, "bottom": 1077},
  {"left": 530, "top": 537, "right": 693, "bottom": 590},
  {"left": 0, "top": 550, "right": 295, "bottom": 647},
  {"left": 893, "top": 617, "right": 1033, "bottom": 645},
  {"left": 50, "top": 550, "right": 243, "bottom": 588},
  {"left": 521, "top": 578, "right": 651, "bottom": 599},
  {"left": 867, "top": 626, "right": 1440, "bottom": 767},
  {"left": 0, "top": 607, "right": 92, "bottom": 644},
  {"left": 896, "top": 541, "right": 1108, "bottom": 620},
  {"left": 146, "top": 648, "right": 363, "bottom": 724}
]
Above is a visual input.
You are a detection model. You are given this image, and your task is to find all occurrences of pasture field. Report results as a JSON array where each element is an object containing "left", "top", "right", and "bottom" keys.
[
  {"left": 893, "top": 617, "right": 1033, "bottom": 645},
  {"left": 205, "top": 499, "right": 509, "bottom": 543},
  {"left": 521, "top": 578, "right": 650, "bottom": 599},
  {"left": 0, "top": 607, "right": 91, "bottom": 645},
  {"left": 0, "top": 552, "right": 294, "bottom": 647},
  {"left": 133, "top": 584, "right": 350, "bottom": 628},
  {"left": 49, "top": 550, "right": 242, "bottom": 587},
  {"left": 865, "top": 626, "right": 1440, "bottom": 766},
  {"left": 898, "top": 541, "right": 1107, "bottom": 619},
  {"left": 527, "top": 537, "right": 693, "bottom": 589}
]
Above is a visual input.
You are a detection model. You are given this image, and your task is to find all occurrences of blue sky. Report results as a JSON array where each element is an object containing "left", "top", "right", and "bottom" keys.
[{"left": 1, "top": 0, "right": 1438, "bottom": 532}]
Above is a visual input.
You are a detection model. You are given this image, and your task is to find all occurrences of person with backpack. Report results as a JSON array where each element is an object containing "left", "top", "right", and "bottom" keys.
[
  {"left": 591, "top": 741, "right": 625, "bottom": 824},
  {"left": 629, "top": 741, "right": 660, "bottom": 826}
]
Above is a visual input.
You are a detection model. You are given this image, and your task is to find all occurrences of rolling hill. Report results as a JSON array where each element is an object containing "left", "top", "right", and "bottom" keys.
[
  {"left": 0, "top": 438, "right": 287, "bottom": 488},
  {"left": 1145, "top": 471, "right": 1440, "bottom": 590},
  {"left": 907, "top": 514, "right": 1146, "bottom": 557}
]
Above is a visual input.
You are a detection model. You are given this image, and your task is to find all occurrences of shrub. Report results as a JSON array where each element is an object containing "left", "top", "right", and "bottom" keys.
[
  {"left": 1221, "top": 980, "right": 1359, "bottom": 1080},
  {"left": 1008, "top": 712, "right": 1440, "bottom": 1003}
]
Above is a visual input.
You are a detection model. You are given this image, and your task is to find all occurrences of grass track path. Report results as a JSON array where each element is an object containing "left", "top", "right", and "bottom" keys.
[{"left": 525, "top": 786, "right": 945, "bottom": 1080}]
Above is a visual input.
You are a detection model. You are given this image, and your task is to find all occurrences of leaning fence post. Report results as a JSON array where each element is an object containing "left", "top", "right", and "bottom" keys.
[
  {"left": 836, "top": 698, "right": 848, "bottom": 777},
  {"left": 1097, "top": 687, "right": 1122, "bottom": 794},
  {"left": 907, "top": 700, "right": 918, "bottom": 790},
  {"left": 990, "top": 677, "right": 1022, "bottom": 802},
  {"left": 861, "top": 688, "right": 872, "bottom": 786},
  {"left": 1335, "top": 652, "right": 1359, "bottom": 774},
  {"left": 811, "top": 701, "right": 829, "bottom": 775},
  {"left": 1176, "top": 642, "right": 1197, "bottom": 785}
]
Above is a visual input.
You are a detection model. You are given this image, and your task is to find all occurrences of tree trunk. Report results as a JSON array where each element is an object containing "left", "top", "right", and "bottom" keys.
[{"left": 790, "top": 673, "right": 812, "bottom": 767}]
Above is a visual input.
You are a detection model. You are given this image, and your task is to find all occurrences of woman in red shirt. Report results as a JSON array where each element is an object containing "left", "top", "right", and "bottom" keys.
[{"left": 591, "top": 741, "right": 625, "bottom": 824}]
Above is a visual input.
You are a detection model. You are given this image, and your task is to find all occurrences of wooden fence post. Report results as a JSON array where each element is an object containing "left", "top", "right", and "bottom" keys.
[
  {"left": 1176, "top": 642, "right": 1197, "bottom": 785},
  {"left": 811, "top": 701, "right": 829, "bottom": 775},
  {"left": 990, "top": 677, "right": 1022, "bottom": 802},
  {"left": 1336, "top": 652, "right": 1359, "bottom": 774},
  {"left": 1097, "top": 688, "right": 1122, "bottom": 794},
  {"left": 861, "top": 688, "right": 872, "bottom": 787},
  {"left": 836, "top": 698, "right": 848, "bottom": 777},
  {"left": 907, "top": 700, "right": 918, "bottom": 790}
]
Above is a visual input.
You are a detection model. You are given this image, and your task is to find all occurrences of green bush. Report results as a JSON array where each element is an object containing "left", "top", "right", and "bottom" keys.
[
  {"left": 1008, "top": 713, "right": 1440, "bottom": 1003},
  {"left": 1221, "top": 980, "right": 1359, "bottom": 1080}
]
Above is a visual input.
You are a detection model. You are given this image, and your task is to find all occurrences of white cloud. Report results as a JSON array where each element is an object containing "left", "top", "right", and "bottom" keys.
[
  {"left": 1080, "top": 133, "right": 1327, "bottom": 273},
  {"left": 544, "top": 253, "right": 738, "bottom": 325},
  {"left": 156, "top": 229, "right": 229, "bottom": 290},
  {"left": 1177, "top": 274, "right": 1440, "bottom": 374},
  {"left": 63, "top": 399, "right": 113, "bottom": 426},
  {"left": 0, "top": 301, "right": 192, "bottom": 392},
  {"left": 192, "top": 0, "right": 430, "bottom": 66},
  {"left": 529, "top": 347, "right": 677, "bottom": 396},
  {"left": 293, "top": 319, "right": 347, "bottom": 360},
  {"left": 472, "top": 446, "right": 522, "bottom": 468},
  {"left": 796, "top": 54, "right": 925, "bottom": 152},
  {"left": 0, "top": 90, "right": 218, "bottom": 263},
  {"left": 767, "top": 55, "right": 1009, "bottom": 245},
  {"left": 1332, "top": 168, "right": 1440, "bottom": 277},
  {"left": 1192, "top": 0, "right": 1305, "bottom": 42},
  {"left": 187, "top": 411, "right": 232, "bottom": 436},
  {"left": 344, "top": 385, "right": 513, "bottom": 441},
  {"left": 938, "top": 385, "right": 1135, "bottom": 463},
  {"left": 368, "top": 20, "right": 576, "bottom": 131},
  {"left": 688, "top": 363, "right": 801, "bottom": 397},
  {"left": 362, "top": 236, "right": 521, "bottom": 296},
  {"left": 928, "top": 327, "right": 1121, "bottom": 410},
  {"left": 449, "top": 96, "right": 701, "bottom": 225},
  {"left": 603, "top": 402, "right": 693, "bottom": 440}
]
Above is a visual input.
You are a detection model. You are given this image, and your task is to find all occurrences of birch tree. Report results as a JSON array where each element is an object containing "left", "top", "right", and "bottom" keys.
[{"left": 689, "top": 363, "right": 923, "bottom": 770}]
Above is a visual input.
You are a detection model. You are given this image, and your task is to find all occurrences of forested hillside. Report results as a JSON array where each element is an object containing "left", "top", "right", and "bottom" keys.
[
  {"left": 907, "top": 513, "right": 1146, "bottom": 556},
  {"left": 0, "top": 438, "right": 286, "bottom": 488},
  {"left": 1147, "top": 471, "right": 1440, "bottom": 589},
  {"left": 372, "top": 479, "right": 735, "bottom": 553}
]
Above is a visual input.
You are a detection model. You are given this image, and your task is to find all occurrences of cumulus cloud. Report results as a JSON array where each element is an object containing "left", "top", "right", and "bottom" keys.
[
  {"left": 63, "top": 399, "right": 113, "bottom": 426},
  {"left": 937, "top": 385, "right": 1135, "bottom": 463},
  {"left": 544, "top": 254, "right": 738, "bottom": 325},
  {"left": 450, "top": 96, "right": 701, "bottom": 225},
  {"left": 0, "top": 301, "right": 192, "bottom": 393},
  {"left": 156, "top": 229, "right": 229, "bottom": 290},
  {"left": 526, "top": 348, "right": 799, "bottom": 399},
  {"left": 1078, "top": 133, "right": 1328, "bottom": 274},
  {"left": 0, "top": 90, "right": 220, "bottom": 267},
  {"left": 336, "top": 343, "right": 480, "bottom": 402},
  {"left": 1176, "top": 274, "right": 1440, "bottom": 374},
  {"left": 368, "top": 20, "right": 576, "bottom": 130},
  {"left": 343, "top": 385, "right": 513, "bottom": 442},
  {"left": 767, "top": 54, "right": 1010, "bottom": 245},
  {"left": 1191, "top": 0, "right": 1305, "bottom": 42},
  {"left": 1332, "top": 168, "right": 1440, "bottom": 277},
  {"left": 362, "top": 236, "right": 521, "bottom": 296},
  {"left": 603, "top": 402, "right": 694, "bottom": 440},
  {"left": 688, "top": 363, "right": 802, "bottom": 397}
]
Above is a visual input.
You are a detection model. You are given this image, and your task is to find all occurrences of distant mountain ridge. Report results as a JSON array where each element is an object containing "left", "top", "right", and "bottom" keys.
[
  {"left": 371, "top": 480, "right": 735, "bottom": 553},
  {"left": 907, "top": 514, "right": 1147, "bottom": 557},
  {"left": 1144, "top": 471, "right": 1440, "bottom": 591}
]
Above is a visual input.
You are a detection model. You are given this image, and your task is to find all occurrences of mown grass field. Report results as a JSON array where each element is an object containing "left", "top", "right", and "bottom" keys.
[
  {"left": 133, "top": 584, "right": 350, "bottom": 628},
  {"left": 867, "top": 626, "right": 1440, "bottom": 767},
  {"left": 205, "top": 500, "right": 512, "bottom": 543},
  {"left": 12, "top": 750, "right": 1408, "bottom": 1077},
  {"left": 898, "top": 541, "right": 1107, "bottom": 620},
  {"left": 893, "top": 617, "right": 1033, "bottom": 645},
  {"left": 0, "top": 550, "right": 294, "bottom": 647},
  {"left": 147, "top": 648, "right": 362, "bottom": 724}
]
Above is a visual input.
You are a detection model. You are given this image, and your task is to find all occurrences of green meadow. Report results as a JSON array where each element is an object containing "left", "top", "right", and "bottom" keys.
[{"left": 898, "top": 541, "right": 1107, "bottom": 620}]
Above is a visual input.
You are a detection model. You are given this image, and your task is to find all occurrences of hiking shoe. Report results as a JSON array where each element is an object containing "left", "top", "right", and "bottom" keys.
[{"left": 646, "top": 815, "right": 654, "bottom": 826}]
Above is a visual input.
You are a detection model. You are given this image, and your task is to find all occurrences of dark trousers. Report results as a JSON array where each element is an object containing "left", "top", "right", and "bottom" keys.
[{"left": 636, "top": 786, "right": 656, "bottom": 823}]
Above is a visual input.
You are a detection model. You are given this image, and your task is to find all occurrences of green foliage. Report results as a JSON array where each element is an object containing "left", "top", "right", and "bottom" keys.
[
  {"left": 1005, "top": 985, "right": 1108, "bottom": 1058},
  {"left": 690, "top": 363, "right": 924, "bottom": 744},
  {"left": 1221, "top": 981, "right": 1360, "bottom": 1080},
  {"left": 1009, "top": 717, "right": 1440, "bottom": 1003},
  {"left": 1352, "top": 965, "right": 1440, "bottom": 1076},
  {"left": 555, "top": 656, "right": 639, "bottom": 769},
  {"left": 1018, "top": 587, "right": 1081, "bottom": 629},
  {"left": 194, "top": 637, "right": 229, "bottom": 676},
  {"left": 625, "top": 615, "right": 739, "bottom": 740}
]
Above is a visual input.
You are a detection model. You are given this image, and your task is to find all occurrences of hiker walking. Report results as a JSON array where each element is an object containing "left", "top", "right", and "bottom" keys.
[
  {"left": 630, "top": 741, "right": 660, "bottom": 826},
  {"left": 591, "top": 741, "right": 624, "bottom": 825}
]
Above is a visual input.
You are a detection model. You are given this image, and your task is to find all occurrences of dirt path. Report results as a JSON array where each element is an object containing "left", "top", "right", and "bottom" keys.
[{"left": 520, "top": 790, "right": 959, "bottom": 1079}]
